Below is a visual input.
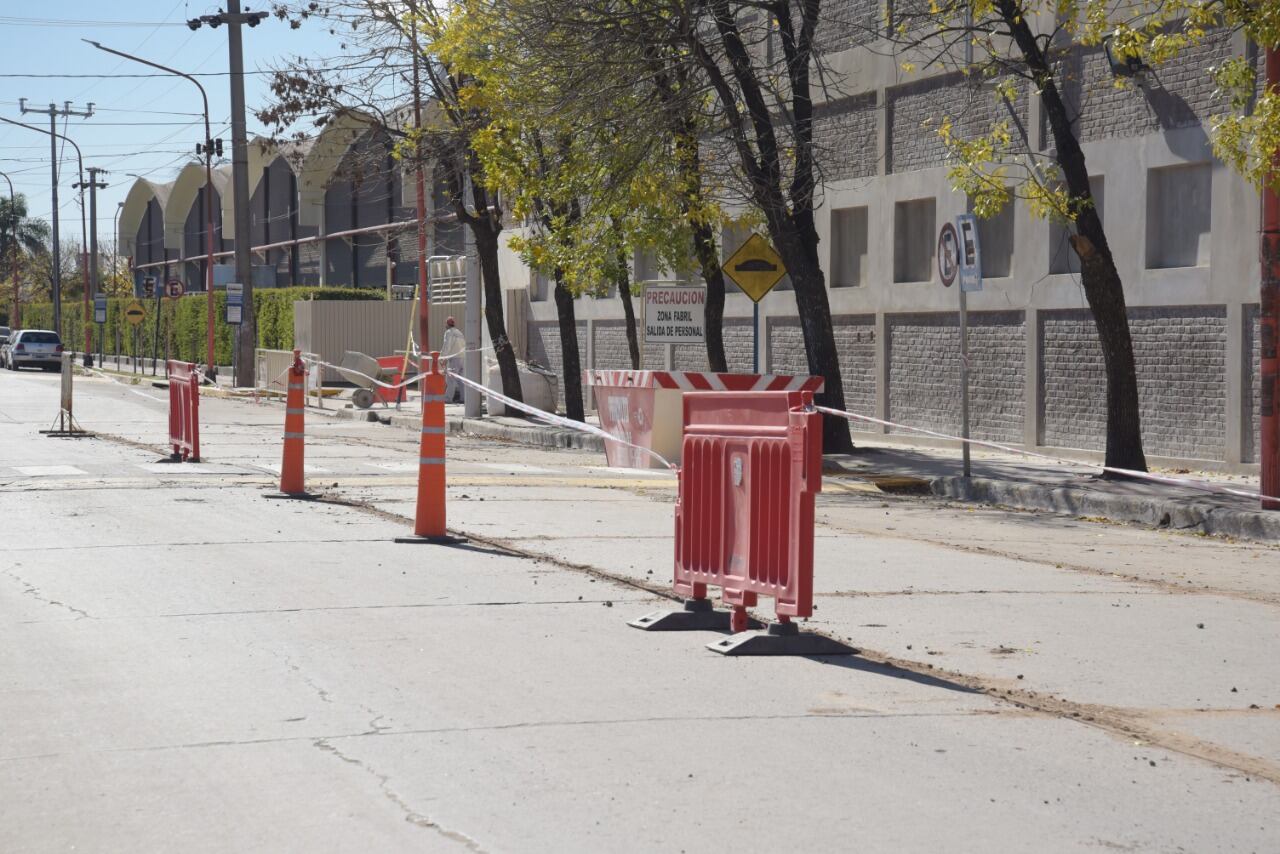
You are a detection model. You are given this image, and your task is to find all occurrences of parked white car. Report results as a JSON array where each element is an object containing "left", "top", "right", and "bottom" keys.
[{"left": 4, "top": 329, "right": 64, "bottom": 371}]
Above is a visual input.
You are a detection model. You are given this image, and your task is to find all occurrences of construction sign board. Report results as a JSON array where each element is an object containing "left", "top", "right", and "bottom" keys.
[
  {"left": 643, "top": 284, "right": 706, "bottom": 344},
  {"left": 124, "top": 301, "right": 146, "bottom": 326},
  {"left": 723, "top": 234, "right": 786, "bottom": 302}
]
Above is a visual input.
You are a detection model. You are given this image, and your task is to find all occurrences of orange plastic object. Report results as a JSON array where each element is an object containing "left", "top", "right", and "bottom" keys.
[
  {"left": 412, "top": 352, "right": 448, "bottom": 537},
  {"left": 674, "top": 390, "right": 821, "bottom": 632},
  {"left": 279, "top": 350, "right": 308, "bottom": 495}
]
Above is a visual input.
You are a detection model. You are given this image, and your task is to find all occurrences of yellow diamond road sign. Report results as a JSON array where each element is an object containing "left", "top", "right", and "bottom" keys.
[
  {"left": 723, "top": 233, "right": 786, "bottom": 303},
  {"left": 124, "top": 301, "right": 146, "bottom": 326}
]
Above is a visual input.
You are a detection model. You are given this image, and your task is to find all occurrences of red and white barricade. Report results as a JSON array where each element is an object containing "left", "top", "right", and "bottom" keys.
[
  {"left": 583, "top": 370, "right": 823, "bottom": 469},
  {"left": 167, "top": 361, "right": 201, "bottom": 462}
]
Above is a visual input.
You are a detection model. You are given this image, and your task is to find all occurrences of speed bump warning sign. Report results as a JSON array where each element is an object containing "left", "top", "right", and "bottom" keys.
[
  {"left": 723, "top": 234, "right": 786, "bottom": 302},
  {"left": 124, "top": 301, "right": 146, "bottom": 326}
]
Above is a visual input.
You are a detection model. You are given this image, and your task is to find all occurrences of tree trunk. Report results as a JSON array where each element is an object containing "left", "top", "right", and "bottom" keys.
[
  {"left": 768, "top": 214, "right": 854, "bottom": 454},
  {"left": 553, "top": 269, "right": 585, "bottom": 421},
  {"left": 472, "top": 222, "right": 523, "bottom": 403},
  {"left": 690, "top": 220, "right": 728, "bottom": 372},
  {"left": 998, "top": 0, "right": 1147, "bottom": 471},
  {"left": 613, "top": 253, "right": 641, "bottom": 369}
]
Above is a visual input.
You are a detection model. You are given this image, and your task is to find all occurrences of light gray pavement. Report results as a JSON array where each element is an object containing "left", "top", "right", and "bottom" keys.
[{"left": 2, "top": 367, "right": 1279, "bottom": 852}]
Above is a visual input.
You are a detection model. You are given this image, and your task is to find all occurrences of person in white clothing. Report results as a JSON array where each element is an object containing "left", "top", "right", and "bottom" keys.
[{"left": 441, "top": 316, "right": 466, "bottom": 403}]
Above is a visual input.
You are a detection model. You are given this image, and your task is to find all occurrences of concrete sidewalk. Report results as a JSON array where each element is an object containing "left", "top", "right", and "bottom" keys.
[{"left": 309, "top": 390, "right": 1277, "bottom": 542}]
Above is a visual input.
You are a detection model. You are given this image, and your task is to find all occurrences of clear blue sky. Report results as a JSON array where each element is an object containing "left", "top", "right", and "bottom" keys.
[{"left": 0, "top": 3, "right": 346, "bottom": 245}]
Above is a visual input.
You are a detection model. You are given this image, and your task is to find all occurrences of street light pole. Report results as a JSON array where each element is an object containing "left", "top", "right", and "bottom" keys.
[
  {"left": 1, "top": 114, "right": 91, "bottom": 363},
  {"left": 85, "top": 40, "right": 219, "bottom": 379},
  {"left": 185, "top": 3, "right": 268, "bottom": 387},
  {"left": 14, "top": 100, "right": 92, "bottom": 339}
]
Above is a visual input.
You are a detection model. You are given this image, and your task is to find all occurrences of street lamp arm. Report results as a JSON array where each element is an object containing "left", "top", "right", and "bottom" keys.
[
  {"left": 83, "top": 40, "right": 212, "bottom": 142},
  {"left": 0, "top": 116, "right": 84, "bottom": 184}
]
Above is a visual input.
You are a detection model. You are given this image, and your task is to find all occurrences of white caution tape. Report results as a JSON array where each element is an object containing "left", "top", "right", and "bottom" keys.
[
  {"left": 447, "top": 370, "right": 676, "bottom": 470},
  {"left": 814, "top": 405, "right": 1266, "bottom": 503},
  {"left": 79, "top": 365, "right": 170, "bottom": 405},
  {"left": 310, "top": 359, "right": 430, "bottom": 392}
]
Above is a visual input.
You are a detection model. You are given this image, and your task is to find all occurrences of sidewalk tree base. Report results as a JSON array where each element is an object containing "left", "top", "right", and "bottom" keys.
[
  {"left": 394, "top": 534, "right": 467, "bottom": 546},
  {"left": 629, "top": 598, "right": 764, "bottom": 632},
  {"left": 707, "top": 621, "right": 857, "bottom": 657}
]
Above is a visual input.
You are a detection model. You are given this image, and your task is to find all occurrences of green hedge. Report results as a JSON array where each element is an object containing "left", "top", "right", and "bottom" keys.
[{"left": 20, "top": 287, "right": 382, "bottom": 364}]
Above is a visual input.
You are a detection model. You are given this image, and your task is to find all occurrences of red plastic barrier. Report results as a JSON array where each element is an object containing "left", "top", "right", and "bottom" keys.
[
  {"left": 674, "top": 390, "right": 821, "bottom": 632},
  {"left": 167, "top": 360, "right": 201, "bottom": 462},
  {"left": 375, "top": 356, "right": 406, "bottom": 406}
]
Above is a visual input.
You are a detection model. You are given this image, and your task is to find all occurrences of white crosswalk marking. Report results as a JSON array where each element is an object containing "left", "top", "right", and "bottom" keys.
[{"left": 12, "top": 465, "right": 88, "bottom": 477}]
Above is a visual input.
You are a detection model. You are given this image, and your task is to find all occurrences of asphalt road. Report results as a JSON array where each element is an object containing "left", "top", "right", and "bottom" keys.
[{"left": 1, "top": 366, "right": 1277, "bottom": 852}]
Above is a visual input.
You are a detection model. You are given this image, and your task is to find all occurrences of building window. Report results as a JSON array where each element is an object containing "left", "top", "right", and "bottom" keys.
[
  {"left": 1146, "top": 163, "right": 1211, "bottom": 269},
  {"left": 1050, "top": 176, "right": 1103, "bottom": 275},
  {"left": 893, "top": 198, "right": 935, "bottom": 283},
  {"left": 532, "top": 271, "right": 552, "bottom": 302},
  {"left": 976, "top": 202, "right": 1014, "bottom": 278},
  {"left": 830, "top": 206, "right": 868, "bottom": 287}
]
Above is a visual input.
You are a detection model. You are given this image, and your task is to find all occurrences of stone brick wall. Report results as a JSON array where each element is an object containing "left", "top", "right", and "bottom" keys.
[
  {"left": 1061, "top": 30, "right": 1233, "bottom": 143},
  {"left": 593, "top": 321, "right": 664, "bottom": 370},
  {"left": 812, "top": 0, "right": 879, "bottom": 55},
  {"left": 889, "top": 74, "right": 1028, "bottom": 173},
  {"left": 770, "top": 315, "right": 877, "bottom": 430},
  {"left": 887, "top": 312, "right": 1026, "bottom": 442},
  {"left": 673, "top": 319, "right": 754, "bottom": 371},
  {"left": 1040, "top": 307, "right": 1228, "bottom": 460},
  {"left": 1244, "top": 305, "right": 1259, "bottom": 463},
  {"left": 528, "top": 320, "right": 586, "bottom": 412},
  {"left": 814, "top": 93, "right": 879, "bottom": 183}
]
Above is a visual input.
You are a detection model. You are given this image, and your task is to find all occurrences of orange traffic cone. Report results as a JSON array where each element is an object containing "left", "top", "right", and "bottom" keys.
[
  {"left": 396, "top": 351, "right": 461, "bottom": 544},
  {"left": 265, "top": 349, "right": 316, "bottom": 500}
]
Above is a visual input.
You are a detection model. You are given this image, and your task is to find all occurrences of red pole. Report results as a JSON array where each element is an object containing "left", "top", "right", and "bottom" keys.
[
  {"left": 1263, "top": 46, "right": 1280, "bottom": 509},
  {"left": 205, "top": 152, "right": 216, "bottom": 379},
  {"left": 411, "top": 8, "right": 430, "bottom": 358}
]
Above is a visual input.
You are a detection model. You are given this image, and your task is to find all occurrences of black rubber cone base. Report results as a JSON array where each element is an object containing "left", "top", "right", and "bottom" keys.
[
  {"left": 707, "top": 620, "right": 857, "bottom": 656},
  {"left": 629, "top": 598, "right": 765, "bottom": 632},
  {"left": 394, "top": 533, "right": 467, "bottom": 545},
  {"left": 263, "top": 491, "right": 320, "bottom": 500}
]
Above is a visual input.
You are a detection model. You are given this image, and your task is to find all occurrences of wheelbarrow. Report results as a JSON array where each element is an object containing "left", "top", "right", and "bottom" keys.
[{"left": 335, "top": 351, "right": 405, "bottom": 409}]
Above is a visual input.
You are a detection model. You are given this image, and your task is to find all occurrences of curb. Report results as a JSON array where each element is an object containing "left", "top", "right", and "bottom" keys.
[
  {"left": 932, "top": 475, "right": 1280, "bottom": 542},
  {"left": 298, "top": 397, "right": 1280, "bottom": 541}
]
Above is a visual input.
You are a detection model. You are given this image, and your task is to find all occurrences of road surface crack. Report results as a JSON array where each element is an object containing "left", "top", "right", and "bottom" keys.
[
  {"left": 313, "top": 738, "right": 486, "bottom": 851},
  {"left": 2, "top": 569, "right": 91, "bottom": 619}
]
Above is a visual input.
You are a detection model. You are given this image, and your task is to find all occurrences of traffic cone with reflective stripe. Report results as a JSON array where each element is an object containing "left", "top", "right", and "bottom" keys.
[
  {"left": 265, "top": 350, "right": 317, "bottom": 500},
  {"left": 396, "top": 351, "right": 462, "bottom": 544}
]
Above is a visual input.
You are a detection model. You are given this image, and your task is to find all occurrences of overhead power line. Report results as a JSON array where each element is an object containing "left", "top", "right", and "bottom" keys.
[
  {"left": 0, "top": 15, "right": 187, "bottom": 28},
  {"left": 0, "top": 63, "right": 407, "bottom": 79}
]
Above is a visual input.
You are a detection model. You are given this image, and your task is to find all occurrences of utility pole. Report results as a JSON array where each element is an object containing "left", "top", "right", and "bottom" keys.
[
  {"left": 84, "top": 168, "right": 107, "bottom": 359},
  {"left": 18, "top": 99, "right": 93, "bottom": 337},
  {"left": 187, "top": 2, "right": 268, "bottom": 387},
  {"left": 74, "top": 168, "right": 108, "bottom": 368}
]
